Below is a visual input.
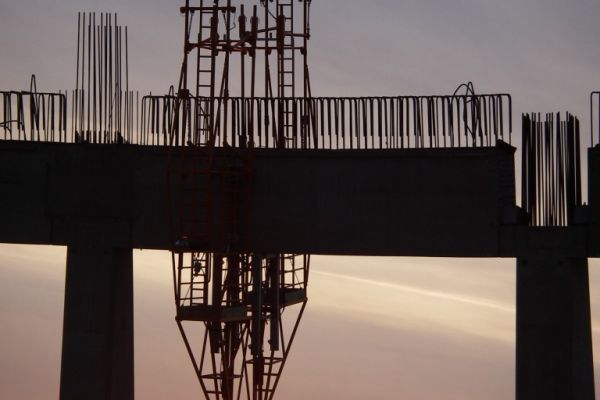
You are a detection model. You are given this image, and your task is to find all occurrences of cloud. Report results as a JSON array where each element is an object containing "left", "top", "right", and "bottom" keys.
[{"left": 313, "top": 269, "right": 515, "bottom": 313}]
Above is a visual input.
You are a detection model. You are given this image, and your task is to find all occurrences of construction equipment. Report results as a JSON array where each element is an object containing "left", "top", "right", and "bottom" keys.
[{"left": 168, "top": 2, "right": 312, "bottom": 398}]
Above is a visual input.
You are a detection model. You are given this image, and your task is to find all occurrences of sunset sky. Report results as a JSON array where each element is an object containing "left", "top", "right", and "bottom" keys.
[{"left": 1, "top": 0, "right": 600, "bottom": 399}]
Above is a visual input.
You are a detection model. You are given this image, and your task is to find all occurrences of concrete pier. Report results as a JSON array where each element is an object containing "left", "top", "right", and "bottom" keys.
[
  {"left": 59, "top": 242, "right": 134, "bottom": 400},
  {"left": 516, "top": 257, "right": 595, "bottom": 400}
]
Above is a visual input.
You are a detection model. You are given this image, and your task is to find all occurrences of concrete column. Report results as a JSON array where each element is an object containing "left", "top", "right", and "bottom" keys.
[
  {"left": 60, "top": 244, "right": 134, "bottom": 400},
  {"left": 516, "top": 257, "right": 595, "bottom": 400}
]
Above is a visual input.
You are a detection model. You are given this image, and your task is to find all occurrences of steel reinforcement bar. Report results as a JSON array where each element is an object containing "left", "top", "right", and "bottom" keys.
[
  {"left": 592, "top": 91, "right": 600, "bottom": 147},
  {"left": 522, "top": 112, "right": 582, "bottom": 227}
]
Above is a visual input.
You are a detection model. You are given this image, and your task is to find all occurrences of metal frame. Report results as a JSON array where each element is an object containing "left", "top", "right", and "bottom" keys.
[{"left": 168, "top": 2, "right": 312, "bottom": 399}]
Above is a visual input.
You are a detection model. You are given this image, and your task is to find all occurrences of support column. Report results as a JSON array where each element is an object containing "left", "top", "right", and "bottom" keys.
[
  {"left": 516, "top": 257, "right": 595, "bottom": 400},
  {"left": 60, "top": 244, "right": 134, "bottom": 400}
]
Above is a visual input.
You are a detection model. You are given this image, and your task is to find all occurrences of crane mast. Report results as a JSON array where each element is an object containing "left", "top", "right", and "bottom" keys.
[{"left": 169, "top": 2, "right": 312, "bottom": 399}]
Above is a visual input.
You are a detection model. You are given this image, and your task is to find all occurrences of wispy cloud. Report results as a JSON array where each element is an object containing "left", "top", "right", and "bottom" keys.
[{"left": 313, "top": 269, "right": 515, "bottom": 313}]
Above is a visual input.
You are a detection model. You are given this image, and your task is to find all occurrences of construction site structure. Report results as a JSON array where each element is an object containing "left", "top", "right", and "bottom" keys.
[
  {"left": 0, "top": 3, "right": 598, "bottom": 400},
  {"left": 168, "top": 2, "right": 312, "bottom": 398}
]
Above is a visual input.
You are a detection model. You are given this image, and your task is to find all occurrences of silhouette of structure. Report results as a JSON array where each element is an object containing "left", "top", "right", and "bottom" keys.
[{"left": 0, "top": 2, "right": 598, "bottom": 400}]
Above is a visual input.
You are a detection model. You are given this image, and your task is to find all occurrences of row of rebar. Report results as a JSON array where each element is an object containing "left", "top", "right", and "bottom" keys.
[
  {"left": 2, "top": 91, "right": 511, "bottom": 149},
  {"left": 0, "top": 76, "right": 68, "bottom": 142},
  {"left": 141, "top": 94, "right": 512, "bottom": 149},
  {"left": 522, "top": 112, "right": 582, "bottom": 227},
  {"left": 0, "top": 88, "right": 139, "bottom": 144}
]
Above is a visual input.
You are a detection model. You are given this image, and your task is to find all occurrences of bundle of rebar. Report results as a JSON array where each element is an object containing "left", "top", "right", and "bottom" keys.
[
  {"left": 73, "top": 12, "right": 137, "bottom": 144},
  {"left": 591, "top": 91, "right": 600, "bottom": 147},
  {"left": 522, "top": 112, "right": 582, "bottom": 227}
]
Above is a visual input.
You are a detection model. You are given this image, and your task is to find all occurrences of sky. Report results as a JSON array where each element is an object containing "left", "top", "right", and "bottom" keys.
[{"left": 1, "top": 0, "right": 600, "bottom": 399}]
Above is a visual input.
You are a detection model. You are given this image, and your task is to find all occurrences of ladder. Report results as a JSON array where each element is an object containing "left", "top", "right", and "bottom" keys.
[
  {"left": 195, "top": 0, "right": 219, "bottom": 145},
  {"left": 276, "top": 1, "right": 295, "bottom": 99},
  {"left": 174, "top": 252, "right": 211, "bottom": 307},
  {"left": 276, "top": 0, "right": 296, "bottom": 147},
  {"left": 175, "top": 152, "right": 249, "bottom": 308},
  {"left": 251, "top": 354, "right": 285, "bottom": 400},
  {"left": 175, "top": 149, "right": 212, "bottom": 244},
  {"left": 282, "top": 254, "right": 305, "bottom": 290},
  {"left": 190, "top": 252, "right": 210, "bottom": 304},
  {"left": 171, "top": 145, "right": 213, "bottom": 310}
]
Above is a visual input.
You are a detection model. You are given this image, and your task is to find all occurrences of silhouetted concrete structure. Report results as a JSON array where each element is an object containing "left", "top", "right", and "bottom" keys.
[
  {"left": 0, "top": 2, "right": 598, "bottom": 398},
  {"left": 0, "top": 140, "right": 598, "bottom": 399}
]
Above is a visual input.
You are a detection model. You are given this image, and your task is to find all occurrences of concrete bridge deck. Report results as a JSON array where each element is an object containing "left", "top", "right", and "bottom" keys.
[{"left": 0, "top": 140, "right": 520, "bottom": 256}]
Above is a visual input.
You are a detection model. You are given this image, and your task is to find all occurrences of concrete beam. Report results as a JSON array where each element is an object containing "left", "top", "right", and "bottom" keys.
[
  {"left": 499, "top": 226, "right": 588, "bottom": 258},
  {"left": 244, "top": 144, "right": 516, "bottom": 256},
  {"left": 0, "top": 141, "right": 516, "bottom": 257}
]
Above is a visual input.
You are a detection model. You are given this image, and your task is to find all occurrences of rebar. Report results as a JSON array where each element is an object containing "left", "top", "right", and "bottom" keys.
[{"left": 522, "top": 112, "right": 581, "bottom": 227}]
